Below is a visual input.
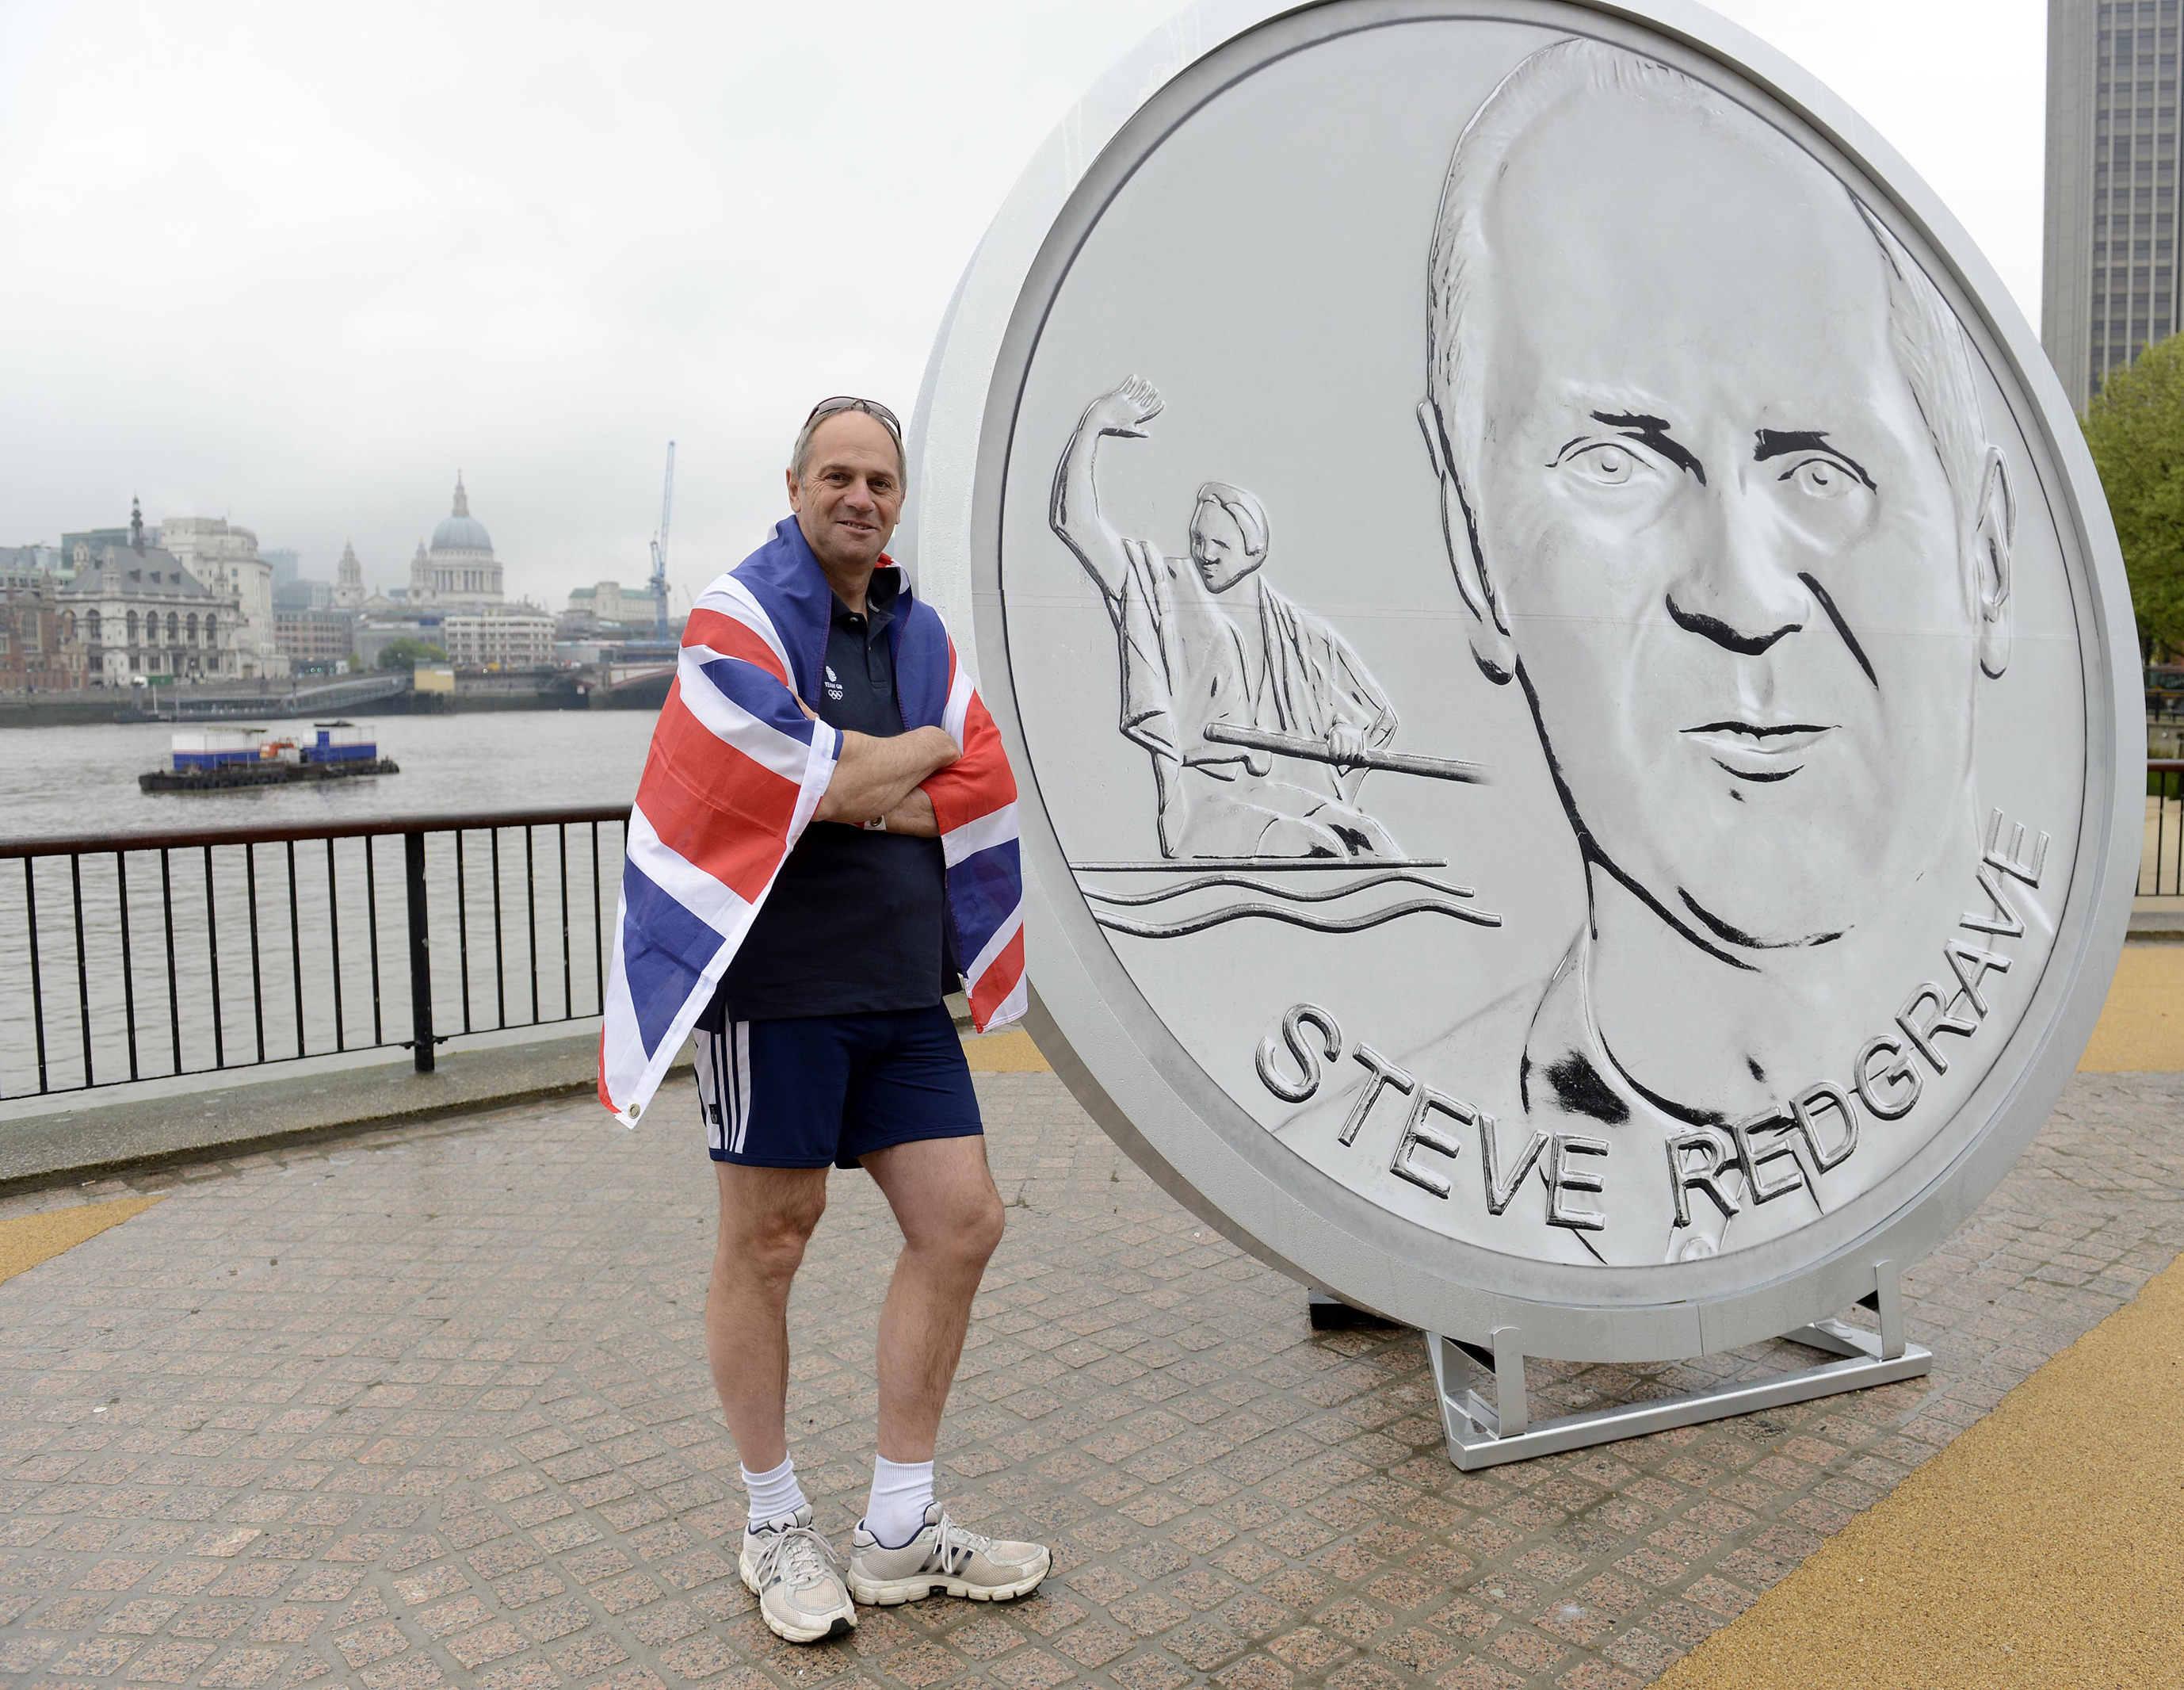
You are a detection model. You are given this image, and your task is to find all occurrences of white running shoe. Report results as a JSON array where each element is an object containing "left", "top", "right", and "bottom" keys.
[
  {"left": 846, "top": 1503, "right": 1051, "bottom": 1606},
  {"left": 739, "top": 1505, "right": 856, "bottom": 1643}
]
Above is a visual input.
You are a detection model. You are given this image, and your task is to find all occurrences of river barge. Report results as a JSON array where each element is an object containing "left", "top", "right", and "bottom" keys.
[{"left": 139, "top": 723, "right": 399, "bottom": 793}]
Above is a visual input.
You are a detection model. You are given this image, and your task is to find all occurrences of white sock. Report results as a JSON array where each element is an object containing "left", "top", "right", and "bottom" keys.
[
  {"left": 741, "top": 1456, "right": 808, "bottom": 1531},
  {"left": 864, "top": 1455, "right": 935, "bottom": 1548}
]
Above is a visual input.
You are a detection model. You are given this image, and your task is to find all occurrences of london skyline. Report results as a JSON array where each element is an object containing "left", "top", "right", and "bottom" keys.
[{"left": 0, "top": 0, "right": 2047, "bottom": 609}]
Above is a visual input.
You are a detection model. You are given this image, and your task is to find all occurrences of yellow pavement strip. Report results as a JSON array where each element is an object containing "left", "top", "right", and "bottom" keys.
[
  {"left": 0, "top": 1195, "right": 165, "bottom": 1288},
  {"left": 1657, "top": 1248, "right": 2184, "bottom": 1690},
  {"left": 2079, "top": 943, "right": 2184, "bottom": 1071},
  {"left": 961, "top": 1029, "right": 1052, "bottom": 1072}
]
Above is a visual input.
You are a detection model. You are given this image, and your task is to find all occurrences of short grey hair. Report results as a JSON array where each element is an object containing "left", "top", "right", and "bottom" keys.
[
  {"left": 789, "top": 398, "right": 905, "bottom": 485},
  {"left": 1425, "top": 38, "right": 1987, "bottom": 550}
]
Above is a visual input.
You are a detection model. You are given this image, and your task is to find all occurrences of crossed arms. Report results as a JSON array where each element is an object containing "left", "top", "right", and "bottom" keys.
[{"left": 802, "top": 707, "right": 958, "bottom": 837}]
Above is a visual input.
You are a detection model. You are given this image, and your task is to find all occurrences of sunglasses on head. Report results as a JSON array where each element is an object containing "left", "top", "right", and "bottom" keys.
[{"left": 804, "top": 396, "right": 903, "bottom": 438}]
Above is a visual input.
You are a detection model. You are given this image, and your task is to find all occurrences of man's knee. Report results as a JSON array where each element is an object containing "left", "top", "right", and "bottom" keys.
[
  {"left": 742, "top": 1218, "right": 820, "bottom": 1287},
  {"left": 869, "top": 1138, "right": 1006, "bottom": 1269},
  {"left": 917, "top": 1180, "right": 1005, "bottom": 1270},
  {"left": 963, "top": 1184, "right": 1006, "bottom": 1263},
  {"left": 717, "top": 1172, "right": 827, "bottom": 1289}
]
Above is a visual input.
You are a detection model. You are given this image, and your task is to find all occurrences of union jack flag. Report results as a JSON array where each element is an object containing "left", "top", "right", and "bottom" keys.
[{"left": 598, "top": 518, "right": 1025, "bottom": 1126}]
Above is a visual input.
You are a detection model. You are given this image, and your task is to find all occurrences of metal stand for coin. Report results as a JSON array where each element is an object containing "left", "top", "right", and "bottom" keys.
[{"left": 1419, "top": 1261, "right": 1932, "bottom": 1470}]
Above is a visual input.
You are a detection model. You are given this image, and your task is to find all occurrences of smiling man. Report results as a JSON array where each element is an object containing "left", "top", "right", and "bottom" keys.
[
  {"left": 1308, "top": 38, "right": 2020, "bottom": 1266},
  {"left": 606, "top": 396, "right": 1046, "bottom": 1644}
]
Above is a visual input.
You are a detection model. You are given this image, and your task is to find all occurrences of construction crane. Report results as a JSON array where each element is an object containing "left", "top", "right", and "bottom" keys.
[{"left": 647, "top": 442, "right": 676, "bottom": 644}]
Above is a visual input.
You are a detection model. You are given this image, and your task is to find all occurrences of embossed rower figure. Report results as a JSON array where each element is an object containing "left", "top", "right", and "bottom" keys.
[
  {"left": 1052, "top": 377, "right": 1402, "bottom": 858},
  {"left": 1371, "top": 38, "right": 2025, "bottom": 1264}
]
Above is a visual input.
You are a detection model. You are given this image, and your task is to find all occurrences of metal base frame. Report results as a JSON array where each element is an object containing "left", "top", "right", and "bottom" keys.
[
  {"left": 1307, "top": 1288, "right": 1404, "bottom": 1331},
  {"left": 1425, "top": 1261, "right": 1932, "bottom": 1470}
]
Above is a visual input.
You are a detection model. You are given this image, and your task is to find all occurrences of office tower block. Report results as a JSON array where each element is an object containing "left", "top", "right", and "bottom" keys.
[{"left": 2045, "top": 0, "right": 2182, "bottom": 409}]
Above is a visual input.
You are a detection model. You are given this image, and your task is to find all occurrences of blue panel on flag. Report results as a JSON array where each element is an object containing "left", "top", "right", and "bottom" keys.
[
  {"left": 692, "top": 655, "right": 818, "bottom": 742},
  {"left": 621, "top": 858, "right": 725, "bottom": 1056},
  {"left": 950, "top": 839, "right": 1021, "bottom": 962},
  {"left": 892, "top": 607, "right": 950, "bottom": 726}
]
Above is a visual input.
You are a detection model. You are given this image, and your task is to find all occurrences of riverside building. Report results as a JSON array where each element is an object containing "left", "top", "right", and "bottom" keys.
[
  {"left": 334, "top": 541, "right": 366, "bottom": 610},
  {"left": 0, "top": 568, "right": 90, "bottom": 691},
  {"left": 59, "top": 534, "right": 239, "bottom": 684},
  {"left": 559, "top": 579, "right": 677, "bottom": 639},
  {"left": 274, "top": 608, "right": 356, "bottom": 673},
  {"left": 159, "top": 515, "right": 286, "bottom": 679},
  {"left": 406, "top": 476, "right": 508, "bottom": 610},
  {"left": 441, "top": 608, "right": 554, "bottom": 669}
]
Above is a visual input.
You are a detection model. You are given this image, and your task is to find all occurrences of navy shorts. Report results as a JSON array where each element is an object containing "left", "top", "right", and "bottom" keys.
[{"left": 691, "top": 1003, "right": 983, "bottom": 1168}]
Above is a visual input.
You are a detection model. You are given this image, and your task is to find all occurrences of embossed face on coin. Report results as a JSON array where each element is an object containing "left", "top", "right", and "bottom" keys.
[
  {"left": 1421, "top": 44, "right": 2014, "bottom": 959},
  {"left": 917, "top": 0, "right": 2131, "bottom": 1354},
  {"left": 1188, "top": 495, "right": 1263, "bottom": 594}
]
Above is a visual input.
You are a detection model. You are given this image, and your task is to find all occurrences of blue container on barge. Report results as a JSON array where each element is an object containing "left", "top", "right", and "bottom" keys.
[{"left": 142, "top": 722, "right": 401, "bottom": 792}]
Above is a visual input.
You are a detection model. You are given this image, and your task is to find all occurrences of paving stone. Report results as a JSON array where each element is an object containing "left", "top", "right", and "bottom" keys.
[
  {"left": 197, "top": 1646, "right": 288, "bottom": 1688},
  {"left": 1052, "top": 1620, "right": 1132, "bottom": 1667},
  {"left": 0, "top": 1070, "right": 2175, "bottom": 1688},
  {"left": 120, "top": 1637, "right": 220, "bottom": 1681}
]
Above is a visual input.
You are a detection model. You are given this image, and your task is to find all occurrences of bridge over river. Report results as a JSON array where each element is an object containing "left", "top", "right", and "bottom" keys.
[{"left": 118, "top": 673, "right": 415, "bottom": 722}]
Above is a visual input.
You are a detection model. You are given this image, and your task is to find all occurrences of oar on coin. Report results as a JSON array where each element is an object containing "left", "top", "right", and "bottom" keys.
[{"left": 1201, "top": 721, "right": 1489, "bottom": 785}]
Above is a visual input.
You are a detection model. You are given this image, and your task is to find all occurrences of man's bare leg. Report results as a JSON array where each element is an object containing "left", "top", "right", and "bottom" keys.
[
  {"left": 861, "top": 1135, "right": 1006, "bottom": 1462},
  {"left": 711, "top": 1162, "right": 859, "bottom": 1646},
  {"left": 841, "top": 1135, "right": 1051, "bottom": 1601},
  {"left": 845, "top": 1135, "right": 1049, "bottom": 1600},
  {"left": 707, "top": 1161, "right": 830, "bottom": 1473}
]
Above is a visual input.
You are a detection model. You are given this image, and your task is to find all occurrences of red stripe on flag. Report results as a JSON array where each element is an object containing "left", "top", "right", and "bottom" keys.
[
  {"left": 683, "top": 607, "right": 788, "bottom": 682},
  {"left": 925, "top": 695, "right": 1017, "bottom": 832},
  {"left": 597, "top": 1027, "right": 617, "bottom": 1111},
  {"left": 636, "top": 686, "right": 803, "bottom": 903},
  {"left": 968, "top": 925, "right": 1025, "bottom": 1029}
]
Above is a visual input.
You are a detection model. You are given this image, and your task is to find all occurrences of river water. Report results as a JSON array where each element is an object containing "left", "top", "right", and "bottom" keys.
[
  {"left": 0, "top": 713, "right": 659, "bottom": 1103},
  {"left": 0, "top": 712, "right": 656, "bottom": 843}
]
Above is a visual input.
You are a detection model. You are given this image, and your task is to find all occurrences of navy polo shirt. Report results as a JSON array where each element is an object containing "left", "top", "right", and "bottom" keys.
[{"left": 716, "top": 568, "right": 956, "bottom": 1020}]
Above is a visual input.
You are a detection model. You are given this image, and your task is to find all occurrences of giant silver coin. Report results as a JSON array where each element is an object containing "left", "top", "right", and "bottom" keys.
[{"left": 907, "top": 0, "right": 2137, "bottom": 1361}]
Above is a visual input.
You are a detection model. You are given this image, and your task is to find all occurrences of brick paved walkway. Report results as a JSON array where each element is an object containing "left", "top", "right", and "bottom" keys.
[{"left": 1, "top": 1069, "right": 2179, "bottom": 1690}]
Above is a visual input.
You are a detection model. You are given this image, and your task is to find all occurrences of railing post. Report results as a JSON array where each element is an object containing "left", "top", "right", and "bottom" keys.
[{"left": 404, "top": 831, "right": 435, "bottom": 1073}]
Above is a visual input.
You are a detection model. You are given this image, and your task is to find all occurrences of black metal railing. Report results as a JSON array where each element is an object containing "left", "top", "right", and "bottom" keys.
[
  {"left": 1, "top": 805, "right": 629, "bottom": 1101},
  {"left": 2145, "top": 762, "right": 2184, "bottom": 897}
]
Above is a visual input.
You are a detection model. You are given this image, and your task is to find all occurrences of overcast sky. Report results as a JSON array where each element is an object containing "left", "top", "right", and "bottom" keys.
[{"left": 0, "top": 1, "right": 2047, "bottom": 608}]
